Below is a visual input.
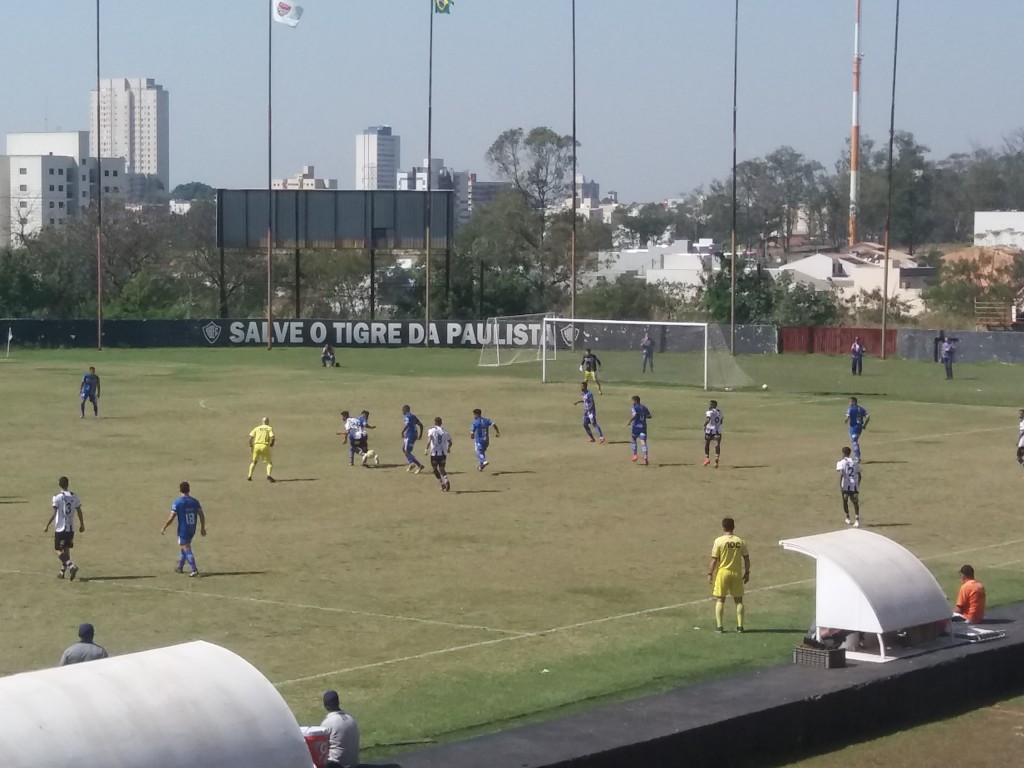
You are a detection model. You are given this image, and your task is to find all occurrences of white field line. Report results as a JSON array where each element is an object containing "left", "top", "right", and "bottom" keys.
[
  {"left": 0, "top": 568, "right": 526, "bottom": 636},
  {"left": 872, "top": 426, "right": 1004, "bottom": 446},
  {"left": 275, "top": 538, "right": 1024, "bottom": 687},
  {"left": 273, "top": 578, "right": 815, "bottom": 687}
]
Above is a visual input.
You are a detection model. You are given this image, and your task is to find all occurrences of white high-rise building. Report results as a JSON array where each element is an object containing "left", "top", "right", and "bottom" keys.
[
  {"left": 90, "top": 78, "right": 169, "bottom": 194},
  {"left": 2, "top": 131, "right": 124, "bottom": 247},
  {"left": 355, "top": 126, "right": 400, "bottom": 190}
]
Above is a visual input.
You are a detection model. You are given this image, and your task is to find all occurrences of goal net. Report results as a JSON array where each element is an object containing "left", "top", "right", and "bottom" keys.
[
  {"left": 540, "top": 318, "right": 755, "bottom": 390},
  {"left": 477, "top": 312, "right": 558, "bottom": 367}
]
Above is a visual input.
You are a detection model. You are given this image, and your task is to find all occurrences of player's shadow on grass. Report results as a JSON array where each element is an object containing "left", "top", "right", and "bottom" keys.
[
  {"left": 863, "top": 522, "right": 910, "bottom": 528},
  {"left": 731, "top": 465, "right": 769, "bottom": 470},
  {"left": 861, "top": 460, "right": 908, "bottom": 465},
  {"left": 491, "top": 470, "right": 535, "bottom": 476},
  {"left": 655, "top": 463, "right": 688, "bottom": 468},
  {"left": 195, "top": 570, "right": 267, "bottom": 577},
  {"left": 274, "top": 478, "right": 317, "bottom": 483},
  {"left": 80, "top": 575, "right": 156, "bottom": 582},
  {"left": 454, "top": 489, "right": 500, "bottom": 495},
  {"left": 605, "top": 440, "right": 632, "bottom": 445},
  {"left": 0, "top": 498, "right": 27, "bottom": 504}
]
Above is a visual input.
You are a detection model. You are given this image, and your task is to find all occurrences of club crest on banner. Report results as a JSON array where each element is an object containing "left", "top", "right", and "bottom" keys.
[
  {"left": 559, "top": 324, "right": 580, "bottom": 347},
  {"left": 202, "top": 321, "right": 222, "bottom": 344}
]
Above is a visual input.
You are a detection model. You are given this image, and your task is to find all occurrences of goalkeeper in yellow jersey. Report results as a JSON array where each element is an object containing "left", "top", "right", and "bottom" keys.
[{"left": 248, "top": 417, "right": 276, "bottom": 482}]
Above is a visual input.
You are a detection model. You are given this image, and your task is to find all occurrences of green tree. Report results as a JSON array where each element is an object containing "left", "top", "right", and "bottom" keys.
[
  {"left": 486, "top": 126, "right": 576, "bottom": 244},
  {"left": 619, "top": 203, "right": 672, "bottom": 247},
  {"left": 170, "top": 181, "right": 216, "bottom": 201},
  {"left": 771, "top": 272, "right": 841, "bottom": 326},
  {"left": 700, "top": 257, "right": 776, "bottom": 324},
  {"left": 0, "top": 248, "right": 43, "bottom": 317},
  {"left": 575, "top": 276, "right": 669, "bottom": 320}
]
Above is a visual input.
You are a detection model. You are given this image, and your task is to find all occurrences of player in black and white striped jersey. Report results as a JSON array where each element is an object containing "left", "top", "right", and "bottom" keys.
[
  {"left": 836, "top": 446, "right": 862, "bottom": 527},
  {"left": 703, "top": 401, "right": 723, "bottom": 468},
  {"left": 1016, "top": 409, "right": 1024, "bottom": 471},
  {"left": 45, "top": 476, "right": 85, "bottom": 581},
  {"left": 425, "top": 417, "right": 453, "bottom": 492}
]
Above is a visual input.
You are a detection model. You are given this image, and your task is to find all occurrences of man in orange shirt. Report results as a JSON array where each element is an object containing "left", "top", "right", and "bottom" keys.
[{"left": 954, "top": 564, "right": 986, "bottom": 623}]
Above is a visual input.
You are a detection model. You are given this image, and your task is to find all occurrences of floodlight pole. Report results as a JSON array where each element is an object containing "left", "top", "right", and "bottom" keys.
[
  {"left": 729, "top": 0, "right": 739, "bottom": 355},
  {"left": 848, "top": 0, "right": 862, "bottom": 247},
  {"left": 95, "top": 0, "right": 103, "bottom": 351},
  {"left": 880, "top": 0, "right": 901, "bottom": 360},
  {"left": 266, "top": 5, "right": 274, "bottom": 351},
  {"left": 570, "top": 0, "right": 577, "bottom": 344},
  {"left": 424, "top": 0, "right": 435, "bottom": 347}
]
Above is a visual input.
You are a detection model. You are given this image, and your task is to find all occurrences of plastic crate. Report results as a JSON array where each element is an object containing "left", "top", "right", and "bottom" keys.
[{"left": 793, "top": 646, "right": 846, "bottom": 669}]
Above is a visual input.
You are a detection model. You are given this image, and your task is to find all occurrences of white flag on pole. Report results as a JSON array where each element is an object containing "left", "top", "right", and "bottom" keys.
[{"left": 271, "top": 0, "right": 303, "bottom": 27}]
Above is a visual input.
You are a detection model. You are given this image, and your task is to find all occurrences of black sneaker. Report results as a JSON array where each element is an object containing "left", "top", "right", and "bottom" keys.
[
  {"left": 714, "top": 627, "right": 724, "bottom": 634},
  {"left": 736, "top": 627, "right": 744, "bottom": 634},
  {"left": 68, "top": 565, "right": 79, "bottom": 582}
]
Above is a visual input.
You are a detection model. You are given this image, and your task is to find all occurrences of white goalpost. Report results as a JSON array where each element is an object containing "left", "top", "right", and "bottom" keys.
[
  {"left": 477, "top": 312, "right": 558, "bottom": 367},
  {"left": 539, "top": 317, "right": 755, "bottom": 391}
]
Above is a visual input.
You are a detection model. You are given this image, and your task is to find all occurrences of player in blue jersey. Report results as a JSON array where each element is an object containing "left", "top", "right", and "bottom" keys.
[
  {"left": 470, "top": 408, "right": 500, "bottom": 471},
  {"left": 627, "top": 395, "right": 652, "bottom": 465},
  {"left": 401, "top": 405, "right": 425, "bottom": 473},
  {"left": 79, "top": 366, "right": 101, "bottom": 418},
  {"left": 161, "top": 481, "right": 207, "bottom": 577},
  {"left": 844, "top": 396, "right": 870, "bottom": 462},
  {"left": 573, "top": 381, "right": 605, "bottom": 443}
]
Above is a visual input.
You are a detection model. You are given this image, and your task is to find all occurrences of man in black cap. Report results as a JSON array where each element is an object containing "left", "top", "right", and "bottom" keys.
[
  {"left": 59, "top": 623, "right": 109, "bottom": 666},
  {"left": 320, "top": 689, "right": 360, "bottom": 768}
]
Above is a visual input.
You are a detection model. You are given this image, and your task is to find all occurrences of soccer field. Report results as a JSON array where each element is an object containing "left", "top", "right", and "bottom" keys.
[{"left": 3, "top": 348, "right": 1024, "bottom": 759}]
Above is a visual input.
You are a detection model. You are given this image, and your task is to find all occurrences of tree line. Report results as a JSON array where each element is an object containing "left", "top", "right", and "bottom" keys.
[{"left": 2, "top": 127, "right": 1023, "bottom": 325}]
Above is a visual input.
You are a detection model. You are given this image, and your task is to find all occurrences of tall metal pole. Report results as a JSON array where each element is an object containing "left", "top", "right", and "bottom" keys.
[
  {"left": 848, "top": 0, "right": 862, "bottom": 247},
  {"left": 570, "top": 0, "right": 577, "bottom": 331},
  {"left": 424, "top": 0, "right": 434, "bottom": 346},
  {"left": 266, "top": 6, "right": 274, "bottom": 351},
  {"left": 880, "top": 0, "right": 901, "bottom": 360},
  {"left": 729, "top": 0, "right": 738, "bottom": 354},
  {"left": 95, "top": 0, "right": 103, "bottom": 351}
]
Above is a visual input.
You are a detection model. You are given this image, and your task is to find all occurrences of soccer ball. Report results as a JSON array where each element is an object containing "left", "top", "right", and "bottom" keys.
[{"left": 761, "top": 384, "right": 768, "bottom": 390}]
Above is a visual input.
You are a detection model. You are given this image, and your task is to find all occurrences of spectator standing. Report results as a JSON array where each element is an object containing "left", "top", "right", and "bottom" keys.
[
  {"left": 59, "top": 623, "right": 108, "bottom": 665},
  {"left": 850, "top": 337, "right": 865, "bottom": 376},
  {"left": 320, "top": 690, "right": 360, "bottom": 768},
  {"left": 941, "top": 337, "right": 955, "bottom": 379}
]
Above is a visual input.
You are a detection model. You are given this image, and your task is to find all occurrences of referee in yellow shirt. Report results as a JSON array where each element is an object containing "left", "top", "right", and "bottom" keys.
[
  {"left": 248, "top": 417, "right": 276, "bottom": 482},
  {"left": 708, "top": 517, "right": 750, "bottom": 633}
]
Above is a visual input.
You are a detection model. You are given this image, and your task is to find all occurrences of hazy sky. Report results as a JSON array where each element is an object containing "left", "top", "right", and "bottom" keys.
[{"left": 3, "top": 1, "right": 1022, "bottom": 202}]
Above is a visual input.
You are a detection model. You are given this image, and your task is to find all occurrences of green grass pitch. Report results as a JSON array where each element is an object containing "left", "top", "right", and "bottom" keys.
[{"left": 3, "top": 348, "right": 1024, "bottom": 759}]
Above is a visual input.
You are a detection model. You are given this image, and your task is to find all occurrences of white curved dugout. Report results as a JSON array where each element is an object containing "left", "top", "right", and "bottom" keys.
[
  {"left": 781, "top": 529, "right": 952, "bottom": 661},
  {"left": 0, "top": 640, "right": 312, "bottom": 768}
]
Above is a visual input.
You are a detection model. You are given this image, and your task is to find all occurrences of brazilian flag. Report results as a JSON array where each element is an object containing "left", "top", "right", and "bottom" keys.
[{"left": 434, "top": 0, "right": 452, "bottom": 13}]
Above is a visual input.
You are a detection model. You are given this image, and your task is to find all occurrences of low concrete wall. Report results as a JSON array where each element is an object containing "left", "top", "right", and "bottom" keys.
[
  {"left": 396, "top": 603, "right": 1024, "bottom": 768},
  {"left": 899, "top": 327, "right": 1024, "bottom": 363}
]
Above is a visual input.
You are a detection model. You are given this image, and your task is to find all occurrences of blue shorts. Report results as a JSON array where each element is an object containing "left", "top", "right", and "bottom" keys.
[
  {"left": 632, "top": 430, "right": 647, "bottom": 441},
  {"left": 81, "top": 392, "right": 96, "bottom": 403},
  {"left": 475, "top": 441, "right": 489, "bottom": 453},
  {"left": 403, "top": 437, "right": 417, "bottom": 453},
  {"left": 583, "top": 412, "right": 598, "bottom": 426},
  {"left": 178, "top": 535, "right": 193, "bottom": 547},
  {"left": 849, "top": 428, "right": 862, "bottom": 442}
]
